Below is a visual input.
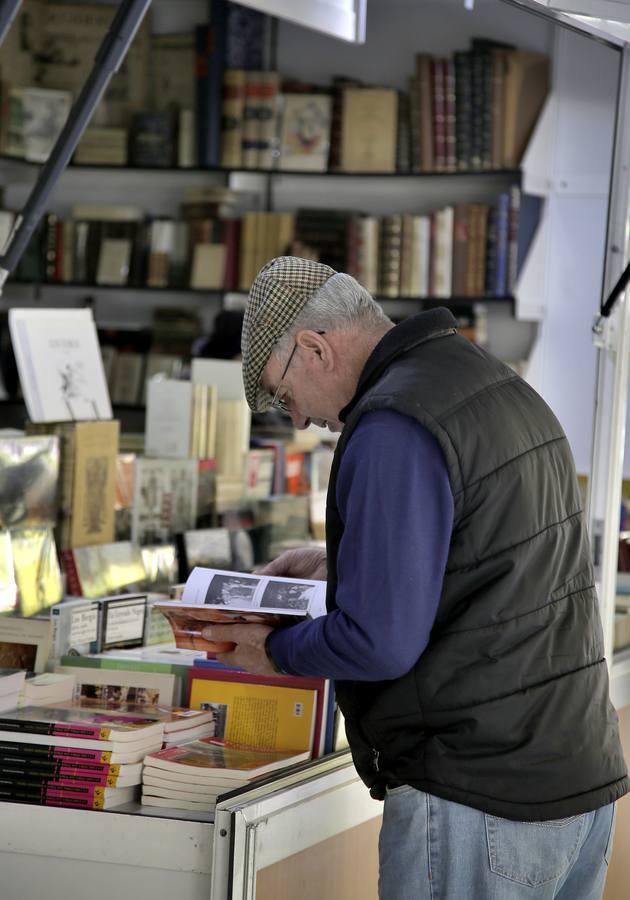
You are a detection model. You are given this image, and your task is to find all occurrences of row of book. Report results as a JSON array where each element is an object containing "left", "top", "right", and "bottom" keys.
[
  {"left": 347, "top": 189, "right": 542, "bottom": 299},
  {"left": 0, "top": 0, "right": 266, "bottom": 163},
  {"left": 219, "top": 41, "right": 549, "bottom": 175},
  {"left": 0, "top": 676, "right": 311, "bottom": 812},
  {"left": 0, "top": 13, "right": 549, "bottom": 176},
  {"left": 5, "top": 189, "right": 540, "bottom": 298},
  {"left": 0, "top": 671, "right": 326, "bottom": 813}
]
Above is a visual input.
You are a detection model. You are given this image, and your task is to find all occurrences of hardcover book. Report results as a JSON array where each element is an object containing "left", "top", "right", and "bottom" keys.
[
  {"left": 69, "top": 420, "right": 119, "bottom": 549},
  {"left": 341, "top": 88, "right": 398, "bottom": 172},
  {"left": 9, "top": 309, "right": 112, "bottom": 423},
  {"left": 279, "top": 94, "right": 332, "bottom": 172}
]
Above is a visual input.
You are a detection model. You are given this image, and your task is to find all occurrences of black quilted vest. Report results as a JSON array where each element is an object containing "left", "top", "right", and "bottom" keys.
[{"left": 326, "top": 308, "right": 629, "bottom": 821}]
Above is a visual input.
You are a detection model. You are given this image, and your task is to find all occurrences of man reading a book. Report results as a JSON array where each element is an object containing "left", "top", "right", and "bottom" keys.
[{"left": 201, "top": 255, "right": 628, "bottom": 900}]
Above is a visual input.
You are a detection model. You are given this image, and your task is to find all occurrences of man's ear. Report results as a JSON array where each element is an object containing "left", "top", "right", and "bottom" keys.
[{"left": 296, "top": 330, "right": 333, "bottom": 370}]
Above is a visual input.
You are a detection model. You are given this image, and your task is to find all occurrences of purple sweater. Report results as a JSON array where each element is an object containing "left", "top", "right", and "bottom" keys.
[{"left": 267, "top": 410, "right": 454, "bottom": 680}]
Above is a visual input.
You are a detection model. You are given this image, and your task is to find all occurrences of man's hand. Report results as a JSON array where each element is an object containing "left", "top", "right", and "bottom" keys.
[
  {"left": 258, "top": 547, "right": 327, "bottom": 581},
  {"left": 202, "top": 624, "right": 278, "bottom": 676}
]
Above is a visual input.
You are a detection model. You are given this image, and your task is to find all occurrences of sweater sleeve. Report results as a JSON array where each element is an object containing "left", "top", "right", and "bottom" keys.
[{"left": 267, "top": 409, "right": 454, "bottom": 680}]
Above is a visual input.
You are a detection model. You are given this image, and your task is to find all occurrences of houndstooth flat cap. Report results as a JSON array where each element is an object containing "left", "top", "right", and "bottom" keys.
[{"left": 242, "top": 256, "right": 336, "bottom": 412}]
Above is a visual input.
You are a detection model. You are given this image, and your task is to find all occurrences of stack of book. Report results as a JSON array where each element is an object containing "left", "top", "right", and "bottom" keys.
[
  {"left": 65, "top": 700, "right": 218, "bottom": 748},
  {"left": 0, "top": 705, "right": 163, "bottom": 810},
  {"left": 19, "top": 672, "right": 75, "bottom": 708},
  {"left": 142, "top": 738, "right": 309, "bottom": 812}
]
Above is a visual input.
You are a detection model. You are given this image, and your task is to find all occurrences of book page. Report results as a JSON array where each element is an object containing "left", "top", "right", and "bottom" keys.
[
  {"left": 156, "top": 567, "right": 327, "bottom": 652},
  {"left": 180, "top": 567, "right": 326, "bottom": 619}
]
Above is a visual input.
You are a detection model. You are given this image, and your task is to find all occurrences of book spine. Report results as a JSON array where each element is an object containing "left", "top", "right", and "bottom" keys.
[
  {"left": 396, "top": 89, "right": 411, "bottom": 173},
  {"left": 0, "top": 720, "right": 108, "bottom": 741},
  {"left": 470, "top": 51, "right": 485, "bottom": 170},
  {"left": 0, "top": 786, "right": 104, "bottom": 809},
  {"left": 408, "top": 76, "right": 421, "bottom": 172},
  {"left": 485, "top": 206, "right": 498, "bottom": 297},
  {"left": 242, "top": 72, "right": 263, "bottom": 169},
  {"left": 454, "top": 52, "right": 472, "bottom": 171},
  {"left": 257, "top": 71, "right": 280, "bottom": 170},
  {"left": 491, "top": 49, "right": 506, "bottom": 169},
  {"left": 0, "top": 739, "right": 112, "bottom": 764},
  {"left": 195, "top": 25, "right": 212, "bottom": 166},
  {"left": 44, "top": 213, "right": 58, "bottom": 283},
  {"left": 220, "top": 69, "right": 246, "bottom": 168},
  {"left": 61, "top": 549, "right": 82, "bottom": 596},
  {"left": 481, "top": 48, "right": 493, "bottom": 169},
  {"left": 452, "top": 205, "right": 470, "bottom": 297},
  {"left": 493, "top": 192, "right": 510, "bottom": 296},
  {"left": 507, "top": 185, "right": 521, "bottom": 292},
  {"left": 378, "top": 215, "right": 403, "bottom": 298},
  {"left": 474, "top": 206, "right": 489, "bottom": 296},
  {"left": 416, "top": 55, "right": 434, "bottom": 172},
  {"left": 444, "top": 58, "right": 457, "bottom": 173},
  {"left": 0, "top": 759, "right": 121, "bottom": 785},
  {"left": 431, "top": 58, "right": 446, "bottom": 173}
]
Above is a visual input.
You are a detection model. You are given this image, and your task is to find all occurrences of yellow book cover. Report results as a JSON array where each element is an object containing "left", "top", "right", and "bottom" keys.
[
  {"left": 70, "top": 420, "right": 119, "bottom": 548},
  {"left": 341, "top": 88, "right": 398, "bottom": 172},
  {"left": 189, "top": 677, "right": 316, "bottom": 754}
]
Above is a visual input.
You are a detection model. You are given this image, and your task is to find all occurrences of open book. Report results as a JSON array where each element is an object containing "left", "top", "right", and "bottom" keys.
[{"left": 155, "top": 567, "right": 327, "bottom": 652}]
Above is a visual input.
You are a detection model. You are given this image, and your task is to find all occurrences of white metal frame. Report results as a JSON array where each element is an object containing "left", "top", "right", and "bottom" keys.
[{"left": 211, "top": 752, "right": 380, "bottom": 900}]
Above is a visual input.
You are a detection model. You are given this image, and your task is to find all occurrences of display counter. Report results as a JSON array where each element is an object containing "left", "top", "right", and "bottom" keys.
[{"left": 0, "top": 751, "right": 382, "bottom": 900}]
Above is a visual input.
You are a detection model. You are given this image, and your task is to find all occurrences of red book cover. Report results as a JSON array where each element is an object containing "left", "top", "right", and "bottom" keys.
[
  {"left": 284, "top": 451, "right": 310, "bottom": 495},
  {"left": 61, "top": 549, "right": 82, "bottom": 596}
]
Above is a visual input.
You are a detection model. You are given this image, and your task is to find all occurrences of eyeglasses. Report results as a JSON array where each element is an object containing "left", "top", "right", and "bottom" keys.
[{"left": 269, "top": 331, "right": 325, "bottom": 413}]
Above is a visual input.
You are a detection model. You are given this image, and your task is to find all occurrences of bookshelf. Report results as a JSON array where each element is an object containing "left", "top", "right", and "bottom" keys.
[{"left": 0, "top": 0, "right": 613, "bottom": 441}]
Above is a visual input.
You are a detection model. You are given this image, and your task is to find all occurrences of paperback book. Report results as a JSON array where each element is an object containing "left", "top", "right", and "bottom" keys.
[
  {"left": 145, "top": 738, "right": 309, "bottom": 781},
  {"left": 0, "top": 782, "right": 137, "bottom": 810},
  {"left": 0, "top": 736, "right": 155, "bottom": 766},
  {"left": 0, "top": 705, "right": 164, "bottom": 743},
  {"left": 156, "top": 566, "right": 326, "bottom": 653}
]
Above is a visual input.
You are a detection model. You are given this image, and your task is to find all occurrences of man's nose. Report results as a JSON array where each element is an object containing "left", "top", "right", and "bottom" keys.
[{"left": 290, "top": 409, "right": 310, "bottom": 430}]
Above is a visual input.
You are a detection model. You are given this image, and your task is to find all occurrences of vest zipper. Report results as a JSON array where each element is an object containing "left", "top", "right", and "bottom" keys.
[{"left": 372, "top": 749, "right": 380, "bottom": 772}]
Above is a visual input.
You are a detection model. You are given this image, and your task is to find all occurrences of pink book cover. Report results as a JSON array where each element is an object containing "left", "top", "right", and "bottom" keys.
[{"left": 0, "top": 706, "right": 161, "bottom": 742}]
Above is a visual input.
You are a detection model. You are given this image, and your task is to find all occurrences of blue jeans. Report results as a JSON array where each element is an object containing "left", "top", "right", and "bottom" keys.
[{"left": 378, "top": 786, "right": 616, "bottom": 900}]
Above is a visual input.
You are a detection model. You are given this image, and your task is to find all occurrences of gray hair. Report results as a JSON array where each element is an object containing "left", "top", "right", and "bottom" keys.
[{"left": 273, "top": 272, "right": 392, "bottom": 357}]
